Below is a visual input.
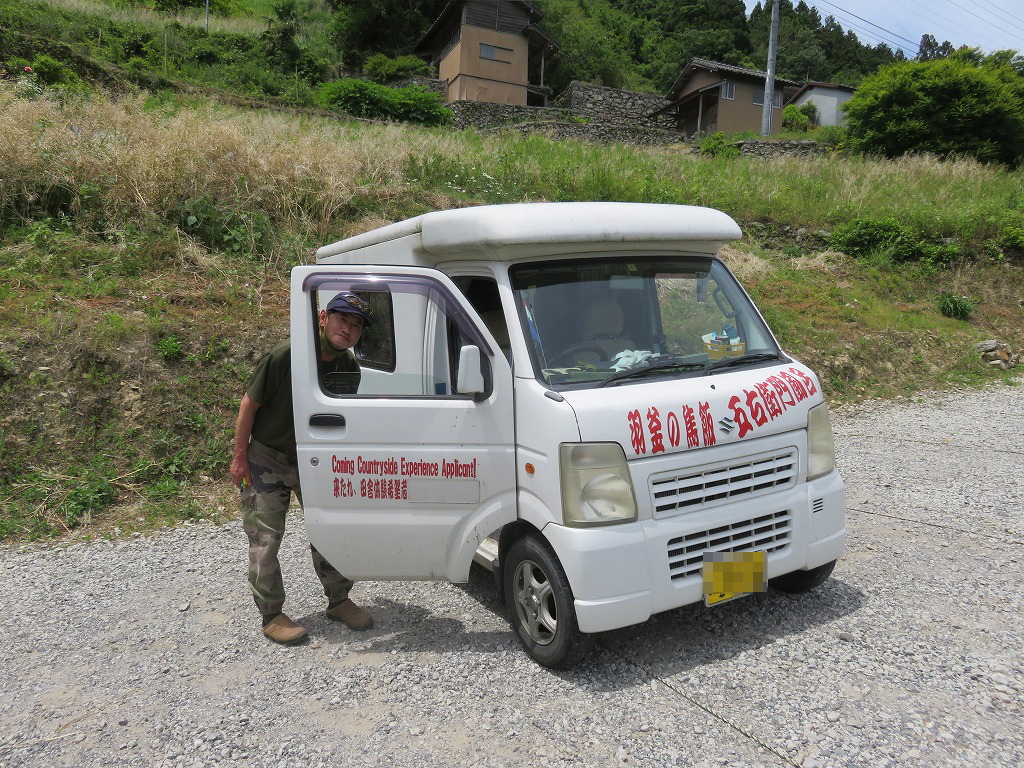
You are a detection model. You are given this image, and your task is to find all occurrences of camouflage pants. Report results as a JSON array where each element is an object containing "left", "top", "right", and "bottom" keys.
[{"left": 241, "top": 440, "right": 353, "bottom": 616}]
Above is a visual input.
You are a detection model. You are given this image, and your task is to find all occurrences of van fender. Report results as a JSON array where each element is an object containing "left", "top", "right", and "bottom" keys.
[{"left": 446, "top": 489, "right": 519, "bottom": 583}]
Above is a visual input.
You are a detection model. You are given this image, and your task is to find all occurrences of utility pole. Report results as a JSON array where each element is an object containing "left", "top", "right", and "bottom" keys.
[
  {"left": 205, "top": 0, "right": 210, "bottom": 32},
  {"left": 760, "top": 0, "right": 780, "bottom": 137}
]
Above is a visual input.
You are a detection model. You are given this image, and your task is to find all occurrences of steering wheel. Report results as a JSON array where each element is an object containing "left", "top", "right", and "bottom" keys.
[{"left": 549, "top": 342, "right": 609, "bottom": 368}]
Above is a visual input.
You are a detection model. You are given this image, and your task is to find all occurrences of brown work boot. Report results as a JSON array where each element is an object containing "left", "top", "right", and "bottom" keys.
[
  {"left": 325, "top": 599, "right": 374, "bottom": 631},
  {"left": 261, "top": 613, "right": 308, "bottom": 645}
]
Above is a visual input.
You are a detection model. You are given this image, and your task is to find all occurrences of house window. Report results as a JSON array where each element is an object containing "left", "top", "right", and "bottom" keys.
[
  {"left": 480, "top": 43, "right": 513, "bottom": 63},
  {"left": 720, "top": 82, "right": 735, "bottom": 100},
  {"left": 752, "top": 89, "right": 782, "bottom": 108}
]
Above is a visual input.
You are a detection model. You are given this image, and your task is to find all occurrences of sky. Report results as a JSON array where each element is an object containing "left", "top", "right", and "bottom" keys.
[{"left": 743, "top": 0, "right": 1024, "bottom": 57}]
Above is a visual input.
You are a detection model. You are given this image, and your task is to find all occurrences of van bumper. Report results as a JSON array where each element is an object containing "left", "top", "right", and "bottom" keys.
[{"left": 542, "top": 470, "right": 846, "bottom": 634}]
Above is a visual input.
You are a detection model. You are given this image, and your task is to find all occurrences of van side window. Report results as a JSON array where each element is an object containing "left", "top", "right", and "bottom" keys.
[
  {"left": 351, "top": 292, "right": 395, "bottom": 371},
  {"left": 308, "top": 274, "right": 492, "bottom": 399},
  {"left": 455, "top": 277, "right": 511, "bottom": 361}
]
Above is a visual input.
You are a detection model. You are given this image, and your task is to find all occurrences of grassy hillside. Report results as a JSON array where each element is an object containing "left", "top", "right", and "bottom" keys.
[{"left": 1, "top": 84, "right": 1022, "bottom": 541}]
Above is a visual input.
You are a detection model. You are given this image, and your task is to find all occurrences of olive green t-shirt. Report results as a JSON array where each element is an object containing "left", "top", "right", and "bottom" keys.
[{"left": 246, "top": 341, "right": 360, "bottom": 454}]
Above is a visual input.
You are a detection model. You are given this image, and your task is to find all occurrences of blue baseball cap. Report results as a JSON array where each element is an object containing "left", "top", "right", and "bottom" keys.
[{"left": 326, "top": 292, "right": 372, "bottom": 326}]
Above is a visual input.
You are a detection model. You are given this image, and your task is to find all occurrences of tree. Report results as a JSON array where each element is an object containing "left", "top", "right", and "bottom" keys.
[
  {"left": 328, "top": 0, "right": 447, "bottom": 68},
  {"left": 917, "top": 34, "right": 955, "bottom": 61},
  {"left": 614, "top": 0, "right": 753, "bottom": 90},
  {"left": 528, "top": 0, "right": 655, "bottom": 93},
  {"left": 748, "top": 1, "right": 898, "bottom": 84},
  {"left": 842, "top": 58, "right": 1024, "bottom": 166},
  {"left": 262, "top": 0, "right": 301, "bottom": 69}
]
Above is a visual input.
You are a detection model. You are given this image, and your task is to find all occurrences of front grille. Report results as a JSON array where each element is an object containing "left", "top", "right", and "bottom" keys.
[
  {"left": 666, "top": 510, "right": 792, "bottom": 581},
  {"left": 650, "top": 448, "right": 797, "bottom": 518}
]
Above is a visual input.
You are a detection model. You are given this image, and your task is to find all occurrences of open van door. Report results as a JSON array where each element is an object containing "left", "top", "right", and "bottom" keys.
[{"left": 290, "top": 265, "right": 517, "bottom": 582}]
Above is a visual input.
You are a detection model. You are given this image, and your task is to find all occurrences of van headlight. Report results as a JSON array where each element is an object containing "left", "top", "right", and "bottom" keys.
[
  {"left": 559, "top": 443, "right": 638, "bottom": 527},
  {"left": 807, "top": 403, "right": 837, "bottom": 480}
]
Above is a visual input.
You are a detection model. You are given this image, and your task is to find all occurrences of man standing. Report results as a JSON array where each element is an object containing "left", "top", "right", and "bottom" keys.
[{"left": 231, "top": 293, "right": 375, "bottom": 645}]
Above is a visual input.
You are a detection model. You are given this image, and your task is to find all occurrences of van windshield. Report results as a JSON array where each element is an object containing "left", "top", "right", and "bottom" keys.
[{"left": 510, "top": 255, "right": 781, "bottom": 389}]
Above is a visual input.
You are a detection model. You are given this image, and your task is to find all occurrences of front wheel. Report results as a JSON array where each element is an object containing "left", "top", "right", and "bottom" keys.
[
  {"left": 503, "top": 533, "right": 594, "bottom": 669},
  {"left": 769, "top": 559, "right": 837, "bottom": 593}
]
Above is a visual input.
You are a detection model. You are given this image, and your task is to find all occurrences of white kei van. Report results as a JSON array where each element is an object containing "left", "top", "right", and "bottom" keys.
[{"left": 291, "top": 202, "right": 845, "bottom": 668}]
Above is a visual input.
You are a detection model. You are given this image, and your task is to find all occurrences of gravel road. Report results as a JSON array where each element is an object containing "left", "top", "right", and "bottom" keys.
[{"left": 2, "top": 381, "right": 1022, "bottom": 768}]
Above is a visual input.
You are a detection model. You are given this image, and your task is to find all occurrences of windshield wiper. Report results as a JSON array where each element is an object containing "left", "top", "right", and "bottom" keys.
[
  {"left": 597, "top": 353, "right": 784, "bottom": 387},
  {"left": 706, "top": 352, "right": 782, "bottom": 373},
  {"left": 598, "top": 360, "right": 707, "bottom": 388}
]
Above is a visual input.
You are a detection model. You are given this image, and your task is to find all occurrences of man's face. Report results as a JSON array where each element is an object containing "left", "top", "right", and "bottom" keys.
[{"left": 321, "top": 310, "right": 364, "bottom": 351}]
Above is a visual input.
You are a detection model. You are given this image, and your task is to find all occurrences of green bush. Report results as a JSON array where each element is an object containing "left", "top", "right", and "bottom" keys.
[
  {"left": 1000, "top": 225, "right": 1024, "bottom": 253},
  {"left": 61, "top": 475, "right": 117, "bottom": 529},
  {"left": 843, "top": 58, "right": 1024, "bottom": 166},
  {"left": 798, "top": 102, "right": 818, "bottom": 126},
  {"left": 698, "top": 132, "right": 740, "bottom": 158},
  {"left": 783, "top": 104, "right": 810, "bottom": 132},
  {"left": 829, "top": 218, "right": 922, "bottom": 262},
  {"left": 919, "top": 242, "right": 962, "bottom": 269},
  {"left": 316, "top": 78, "right": 452, "bottom": 127},
  {"left": 814, "top": 124, "right": 846, "bottom": 150},
  {"left": 27, "top": 54, "right": 80, "bottom": 87},
  {"left": 155, "top": 335, "right": 184, "bottom": 359},
  {"left": 177, "top": 195, "right": 271, "bottom": 256},
  {"left": 938, "top": 293, "right": 975, "bottom": 320},
  {"left": 363, "top": 53, "right": 432, "bottom": 84}
]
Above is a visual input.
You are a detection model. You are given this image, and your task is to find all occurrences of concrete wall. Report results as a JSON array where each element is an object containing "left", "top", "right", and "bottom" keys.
[{"left": 792, "top": 89, "right": 853, "bottom": 127}]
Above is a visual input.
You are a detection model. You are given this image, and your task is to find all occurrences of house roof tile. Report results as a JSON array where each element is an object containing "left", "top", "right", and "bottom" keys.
[{"left": 666, "top": 57, "right": 801, "bottom": 98}]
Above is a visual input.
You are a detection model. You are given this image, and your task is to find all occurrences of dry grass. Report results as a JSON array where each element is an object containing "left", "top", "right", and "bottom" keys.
[
  {"left": 37, "top": 0, "right": 268, "bottom": 35},
  {"left": 0, "top": 88, "right": 474, "bottom": 243},
  {"left": 4, "top": 84, "right": 1022, "bottom": 251},
  {"left": 717, "top": 244, "right": 771, "bottom": 280}
]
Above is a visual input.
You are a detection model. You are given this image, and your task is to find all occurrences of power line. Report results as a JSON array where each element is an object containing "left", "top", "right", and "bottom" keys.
[
  {"left": 895, "top": 0, "right": 991, "bottom": 47},
  {"left": 785, "top": 0, "right": 1021, "bottom": 56},
  {"left": 941, "top": 0, "right": 1024, "bottom": 42},
  {"left": 810, "top": 0, "right": 920, "bottom": 49},
  {"left": 874, "top": 0, "right": 1022, "bottom": 52},
  {"left": 820, "top": 12, "right": 917, "bottom": 54},
  {"left": 801, "top": 2, "right": 918, "bottom": 54}
]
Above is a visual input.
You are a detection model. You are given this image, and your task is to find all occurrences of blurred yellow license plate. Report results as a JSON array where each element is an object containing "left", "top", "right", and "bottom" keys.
[{"left": 703, "top": 551, "right": 767, "bottom": 606}]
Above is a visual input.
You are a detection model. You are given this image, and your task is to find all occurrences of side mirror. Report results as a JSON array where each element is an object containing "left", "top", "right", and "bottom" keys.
[{"left": 456, "top": 345, "right": 485, "bottom": 396}]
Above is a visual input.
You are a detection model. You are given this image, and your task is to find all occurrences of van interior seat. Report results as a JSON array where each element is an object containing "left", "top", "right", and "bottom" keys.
[{"left": 580, "top": 296, "right": 634, "bottom": 360}]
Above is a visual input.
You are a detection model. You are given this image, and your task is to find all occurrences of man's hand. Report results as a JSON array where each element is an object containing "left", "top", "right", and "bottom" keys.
[
  {"left": 230, "top": 454, "right": 251, "bottom": 489},
  {"left": 232, "top": 393, "right": 260, "bottom": 489}
]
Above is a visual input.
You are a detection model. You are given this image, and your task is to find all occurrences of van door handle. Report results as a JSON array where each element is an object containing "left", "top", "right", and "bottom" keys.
[{"left": 309, "top": 414, "right": 346, "bottom": 427}]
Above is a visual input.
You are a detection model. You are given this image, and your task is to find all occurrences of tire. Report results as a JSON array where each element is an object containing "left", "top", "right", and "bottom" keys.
[
  {"left": 503, "top": 533, "right": 594, "bottom": 669},
  {"left": 769, "top": 559, "right": 837, "bottom": 594}
]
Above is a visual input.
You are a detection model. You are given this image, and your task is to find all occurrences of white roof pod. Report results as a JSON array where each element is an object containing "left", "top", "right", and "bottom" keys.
[{"left": 314, "top": 202, "right": 743, "bottom": 265}]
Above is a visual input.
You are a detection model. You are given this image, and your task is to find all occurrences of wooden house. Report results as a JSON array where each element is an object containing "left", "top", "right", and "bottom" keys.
[
  {"left": 657, "top": 58, "right": 801, "bottom": 138},
  {"left": 415, "top": 0, "right": 559, "bottom": 106}
]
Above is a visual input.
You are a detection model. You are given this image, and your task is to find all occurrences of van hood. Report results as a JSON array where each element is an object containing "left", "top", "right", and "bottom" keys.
[{"left": 561, "top": 362, "right": 824, "bottom": 459}]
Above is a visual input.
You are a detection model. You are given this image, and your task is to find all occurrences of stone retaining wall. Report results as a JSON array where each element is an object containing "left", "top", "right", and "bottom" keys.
[
  {"left": 392, "top": 78, "right": 680, "bottom": 144},
  {"left": 449, "top": 101, "right": 573, "bottom": 130},
  {"left": 734, "top": 139, "right": 826, "bottom": 158},
  {"left": 551, "top": 82, "right": 676, "bottom": 132},
  {"left": 358, "top": 77, "right": 832, "bottom": 153},
  {"left": 478, "top": 120, "right": 680, "bottom": 146}
]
